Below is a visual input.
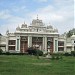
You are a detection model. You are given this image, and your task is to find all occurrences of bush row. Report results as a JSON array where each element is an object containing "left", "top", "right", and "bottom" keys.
[
  {"left": 64, "top": 51, "right": 75, "bottom": 56},
  {"left": 51, "top": 53, "right": 63, "bottom": 60},
  {"left": 27, "top": 47, "right": 43, "bottom": 56},
  {"left": 0, "top": 47, "right": 43, "bottom": 56},
  {"left": 0, "top": 52, "right": 28, "bottom": 55}
]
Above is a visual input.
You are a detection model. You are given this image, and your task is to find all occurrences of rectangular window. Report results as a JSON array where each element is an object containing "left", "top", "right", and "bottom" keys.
[
  {"left": 9, "top": 46, "right": 15, "bottom": 50},
  {"left": 58, "top": 47, "right": 64, "bottom": 51},
  {"left": 17, "top": 39, "right": 19, "bottom": 50},
  {"left": 8, "top": 40, "right": 16, "bottom": 45},
  {"left": 58, "top": 41, "right": 64, "bottom": 46}
]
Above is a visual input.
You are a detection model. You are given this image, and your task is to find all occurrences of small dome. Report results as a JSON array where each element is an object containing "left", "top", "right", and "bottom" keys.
[
  {"left": 54, "top": 28, "right": 58, "bottom": 32},
  {"left": 71, "top": 33, "right": 75, "bottom": 38},
  {"left": 47, "top": 25, "right": 53, "bottom": 29},
  {"left": 21, "top": 22, "right": 27, "bottom": 28},
  {"left": 16, "top": 26, "right": 20, "bottom": 31}
]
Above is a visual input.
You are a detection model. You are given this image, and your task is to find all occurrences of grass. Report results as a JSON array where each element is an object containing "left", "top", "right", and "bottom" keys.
[{"left": 0, "top": 55, "right": 75, "bottom": 75}]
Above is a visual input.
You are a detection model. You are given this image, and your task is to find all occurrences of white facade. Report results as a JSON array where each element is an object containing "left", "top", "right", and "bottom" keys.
[{"left": 0, "top": 18, "right": 75, "bottom": 53}]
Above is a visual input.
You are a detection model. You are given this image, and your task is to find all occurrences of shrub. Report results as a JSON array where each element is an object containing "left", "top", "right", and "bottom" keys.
[
  {"left": 27, "top": 47, "right": 36, "bottom": 55},
  {"left": 51, "top": 55, "right": 55, "bottom": 60},
  {"left": 27, "top": 47, "right": 43, "bottom": 56},
  {"left": 51, "top": 53, "right": 63, "bottom": 60},
  {"left": 6, "top": 52, "right": 10, "bottom": 55},
  {"left": 64, "top": 52, "right": 71, "bottom": 56},
  {"left": 36, "top": 50, "right": 43, "bottom": 56},
  {"left": 0, "top": 48, "right": 3, "bottom": 54},
  {"left": 56, "top": 56, "right": 59, "bottom": 60},
  {"left": 71, "top": 51, "right": 75, "bottom": 56}
]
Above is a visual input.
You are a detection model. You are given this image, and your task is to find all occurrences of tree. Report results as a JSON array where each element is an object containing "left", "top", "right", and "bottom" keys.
[{"left": 67, "top": 28, "right": 75, "bottom": 37}]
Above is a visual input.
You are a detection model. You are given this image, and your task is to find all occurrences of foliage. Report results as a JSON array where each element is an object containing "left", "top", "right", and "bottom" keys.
[
  {"left": 51, "top": 53, "right": 63, "bottom": 60},
  {"left": 71, "top": 51, "right": 75, "bottom": 56},
  {"left": 0, "top": 33, "right": 2, "bottom": 36},
  {"left": 64, "top": 51, "right": 75, "bottom": 57},
  {"left": 64, "top": 52, "right": 71, "bottom": 56},
  {"left": 27, "top": 47, "right": 43, "bottom": 56},
  {"left": 67, "top": 28, "right": 75, "bottom": 37},
  {"left": 27, "top": 47, "right": 36, "bottom": 55},
  {"left": 0, "top": 53, "right": 28, "bottom": 55},
  {"left": 0, "top": 48, "right": 3, "bottom": 54},
  {"left": 6, "top": 52, "right": 10, "bottom": 55},
  {"left": 36, "top": 50, "right": 43, "bottom": 56}
]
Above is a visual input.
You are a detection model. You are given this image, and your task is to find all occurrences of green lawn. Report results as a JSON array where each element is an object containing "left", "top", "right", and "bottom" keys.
[{"left": 0, "top": 55, "right": 75, "bottom": 75}]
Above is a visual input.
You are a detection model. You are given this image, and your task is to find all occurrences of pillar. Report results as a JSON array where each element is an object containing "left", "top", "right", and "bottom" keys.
[
  {"left": 43, "top": 37, "right": 45, "bottom": 50},
  {"left": 71, "top": 39, "right": 74, "bottom": 51},
  {"left": 43, "top": 36, "right": 47, "bottom": 54},
  {"left": 53, "top": 38, "right": 58, "bottom": 53},
  {"left": 64, "top": 39, "right": 67, "bottom": 52},
  {"left": 28, "top": 36, "right": 32, "bottom": 48},
  {"left": 6, "top": 36, "right": 9, "bottom": 52},
  {"left": 16, "top": 36, "right": 20, "bottom": 53}
]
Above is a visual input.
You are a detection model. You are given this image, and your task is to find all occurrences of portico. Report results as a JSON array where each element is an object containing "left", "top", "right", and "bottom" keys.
[{"left": 14, "top": 34, "right": 58, "bottom": 53}]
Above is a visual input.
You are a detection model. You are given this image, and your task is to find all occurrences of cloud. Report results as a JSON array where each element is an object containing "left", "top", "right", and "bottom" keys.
[
  {"left": 12, "top": 6, "right": 26, "bottom": 12},
  {"left": 34, "top": 0, "right": 48, "bottom": 2},
  {"left": 0, "top": 10, "right": 11, "bottom": 19},
  {"left": 0, "top": 10, "right": 25, "bottom": 35},
  {"left": 29, "top": 5, "right": 64, "bottom": 22},
  {"left": 28, "top": 0, "right": 74, "bottom": 34},
  {"left": 74, "top": 0, "right": 75, "bottom": 28},
  {"left": 0, "top": 0, "right": 74, "bottom": 35}
]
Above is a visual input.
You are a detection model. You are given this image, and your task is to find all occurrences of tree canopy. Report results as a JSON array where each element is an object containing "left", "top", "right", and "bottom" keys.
[{"left": 67, "top": 28, "right": 75, "bottom": 37}]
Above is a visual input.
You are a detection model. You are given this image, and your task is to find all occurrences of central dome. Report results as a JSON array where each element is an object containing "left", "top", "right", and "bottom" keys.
[{"left": 31, "top": 15, "right": 44, "bottom": 26}]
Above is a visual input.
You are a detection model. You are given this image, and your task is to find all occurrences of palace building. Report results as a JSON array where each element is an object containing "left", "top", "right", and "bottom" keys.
[{"left": 0, "top": 17, "right": 75, "bottom": 53}]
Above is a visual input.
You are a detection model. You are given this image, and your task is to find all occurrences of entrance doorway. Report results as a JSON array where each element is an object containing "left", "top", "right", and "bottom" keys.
[{"left": 20, "top": 36, "right": 28, "bottom": 53}]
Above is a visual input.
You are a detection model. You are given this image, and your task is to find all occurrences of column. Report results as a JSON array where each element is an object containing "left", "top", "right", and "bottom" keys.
[
  {"left": 43, "top": 36, "right": 47, "bottom": 54},
  {"left": 6, "top": 36, "right": 8, "bottom": 52},
  {"left": 72, "top": 45, "right": 74, "bottom": 51},
  {"left": 64, "top": 39, "right": 67, "bottom": 52},
  {"left": 16, "top": 36, "right": 20, "bottom": 53},
  {"left": 43, "top": 37, "right": 45, "bottom": 50},
  {"left": 28, "top": 36, "right": 32, "bottom": 48},
  {"left": 71, "top": 39, "right": 74, "bottom": 51},
  {"left": 53, "top": 38, "right": 58, "bottom": 53}
]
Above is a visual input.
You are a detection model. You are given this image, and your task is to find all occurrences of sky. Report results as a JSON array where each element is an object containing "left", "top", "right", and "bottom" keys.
[{"left": 0, "top": 0, "right": 74, "bottom": 35}]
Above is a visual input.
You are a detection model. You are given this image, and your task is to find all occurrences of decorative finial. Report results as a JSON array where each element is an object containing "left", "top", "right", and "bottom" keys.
[
  {"left": 37, "top": 14, "right": 38, "bottom": 20},
  {"left": 6, "top": 28, "right": 9, "bottom": 35},
  {"left": 24, "top": 21, "right": 25, "bottom": 24}
]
